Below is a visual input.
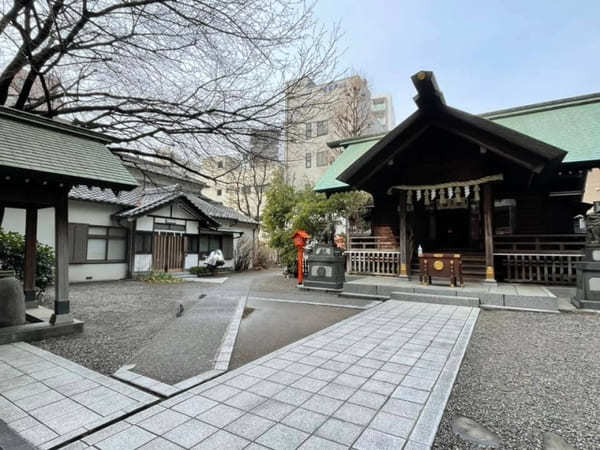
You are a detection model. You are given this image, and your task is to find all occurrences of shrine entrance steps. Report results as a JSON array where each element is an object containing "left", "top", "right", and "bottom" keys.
[{"left": 341, "top": 276, "right": 560, "bottom": 312}]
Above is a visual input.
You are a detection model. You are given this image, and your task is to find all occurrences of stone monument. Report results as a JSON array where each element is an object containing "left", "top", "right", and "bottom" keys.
[
  {"left": 0, "top": 271, "right": 26, "bottom": 327},
  {"left": 573, "top": 203, "right": 600, "bottom": 310},
  {"left": 303, "top": 223, "right": 345, "bottom": 290}
]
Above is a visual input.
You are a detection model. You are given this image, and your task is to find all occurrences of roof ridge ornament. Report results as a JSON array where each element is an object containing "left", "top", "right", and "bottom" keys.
[{"left": 411, "top": 71, "right": 446, "bottom": 109}]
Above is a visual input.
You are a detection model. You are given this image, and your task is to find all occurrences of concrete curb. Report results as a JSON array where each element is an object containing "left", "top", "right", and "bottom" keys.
[
  {"left": 248, "top": 296, "right": 378, "bottom": 310},
  {"left": 480, "top": 304, "right": 560, "bottom": 314},
  {"left": 214, "top": 295, "right": 247, "bottom": 371}
]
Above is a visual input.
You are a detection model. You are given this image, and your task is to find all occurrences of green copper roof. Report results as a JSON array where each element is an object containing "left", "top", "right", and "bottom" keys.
[
  {"left": 314, "top": 134, "right": 384, "bottom": 192},
  {"left": 315, "top": 93, "right": 600, "bottom": 192},
  {"left": 0, "top": 106, "right": 138, "bottom": 190},
  {"left": 483, "top": 94, "right": 600, "bottom": 163}
]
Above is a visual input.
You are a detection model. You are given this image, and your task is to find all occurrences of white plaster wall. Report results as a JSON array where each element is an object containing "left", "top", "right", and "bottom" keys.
[
  {"left": 173, "top": 204, "right": 196, "bottom": 219},
  {"left": 186, "top": 221, "right": 199, "bottom": 234},
  {"left": 184, "top": 254, "right": 199, "bottom": 269},
  {"left": 2, "top": 207, "right": 55, "bottom": 246},
  {"left": 1, "top": 201, "right": 121, "bottom": 247},
  {"left": 152, "top": 205, "right": 171, "bottom": 217},
  {"left": 134, "top": 255, "right": 152, "bottom": 272},
  {"left": 136, "top": 216, "right": 153, "bottom": 231},
  {"left": 69, "top": 263, "right": 128, "bottom": 282},
  {"left": 69, "top": 200, "right": 122, "bottom": 226}
]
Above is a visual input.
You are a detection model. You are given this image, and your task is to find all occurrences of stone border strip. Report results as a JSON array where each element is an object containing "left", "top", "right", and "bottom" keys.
[
  {"left": 405, "top": 307, "right": 480, "bottom": 448},
  {"left": 248, "top": 296, "right": 380, "bottom": 310},
  {"left": 214, "top": 295, "right": 247, "bottom": 371},
  {"left": 113, "top": 295, "right": 248, "bottom": 397}
]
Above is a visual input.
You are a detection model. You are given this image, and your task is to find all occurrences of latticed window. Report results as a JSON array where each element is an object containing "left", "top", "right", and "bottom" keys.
[
  {"left": 316, "top": 151, "right": 327, "bottom": 167},
  {"left": 305, "top": 122, "right": 312, "bottom": 139},
  {"left": 305, "top": 152, "right": 312, "bottom": 168},
  {"left": 316, "top": 120, "right": 328, "bottom": 136}
]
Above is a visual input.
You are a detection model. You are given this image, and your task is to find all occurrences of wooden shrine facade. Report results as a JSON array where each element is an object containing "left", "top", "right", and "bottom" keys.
[{"left": 337, "top": 72, "right": 593, "bottom": 285}]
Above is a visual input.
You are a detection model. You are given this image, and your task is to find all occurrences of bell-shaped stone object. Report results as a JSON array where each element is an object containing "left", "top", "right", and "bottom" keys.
[
  {"left": 452, "top": 416, "right": 501, "bottom": 448},
  {"left": 543, "top": 432, "right": 575, "bottom": 450}
]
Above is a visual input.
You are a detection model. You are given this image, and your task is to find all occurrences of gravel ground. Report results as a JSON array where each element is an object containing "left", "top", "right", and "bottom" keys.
[
  {"left": 30, "top": 269, "right": 366, "bottom": 380},
  {"left": 33, "top": 280, "right": 218, "bottom": 375},
  {"left": 249, "top": 268, "right": 377, "bottom": 307},
  {"left": 433, "top": 309, "right": 600, "bottom": 449}
]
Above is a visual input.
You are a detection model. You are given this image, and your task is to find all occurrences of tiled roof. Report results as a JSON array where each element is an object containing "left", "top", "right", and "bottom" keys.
[
  {"left": 483, "top": 93, "right": 600, "bottom": 163},
  {"left": 314, "top": 134, "right": 384, "bottom": 192},
  {"left": 69, "top": 185, "right": 141, "bottom": 206},
  {"left": 315, "top": 92, "right": 600, "bottom": 192},
  {"left": 186, "top": 193, "right": 259, "bottom": 225},
  {"left": 69, "top": 184, "right": 258, "bottom": 226},
  {"left": 0, "top": 107, "right": 138, "bottom": 190}
]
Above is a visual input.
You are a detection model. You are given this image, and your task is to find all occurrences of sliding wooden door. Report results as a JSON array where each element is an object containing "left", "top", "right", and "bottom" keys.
[{"left": 152, "top": 232, "right": 184, "bottom": 272}]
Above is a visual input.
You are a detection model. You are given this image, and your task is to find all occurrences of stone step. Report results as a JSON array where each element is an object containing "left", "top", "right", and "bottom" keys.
[
  {"left": 391, "top": 291, "right": 480, "bottom": 307},
  {"left": 171, "top": 272, "right": 197, "bottom": 279}
]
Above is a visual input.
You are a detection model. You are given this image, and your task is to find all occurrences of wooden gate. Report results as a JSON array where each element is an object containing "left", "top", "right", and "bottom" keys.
[{"left": 152, "top": 232, "right": 184, "bottom": 272}]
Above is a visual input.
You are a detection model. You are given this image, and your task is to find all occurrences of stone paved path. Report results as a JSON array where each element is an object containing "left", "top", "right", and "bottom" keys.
[
  {"left": 75, "top": 301, "right": 478, "bottom": 449},
  {"left": 0, "top": 342, "right": 157, "bottom": 449}
]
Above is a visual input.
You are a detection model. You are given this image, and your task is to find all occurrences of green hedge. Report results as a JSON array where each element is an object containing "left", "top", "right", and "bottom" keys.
[{"left": 0, "top": 228, "right": 55, "bottom": 298}]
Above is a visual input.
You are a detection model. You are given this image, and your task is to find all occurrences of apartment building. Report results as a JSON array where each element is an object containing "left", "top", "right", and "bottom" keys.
[
  {"left": 284, "top": 75, "right": 394, "bottom": 188},
  {"left": 201, "top": 131, "right": 283, "bottom": 221},
  {"left": 371, "top": 95, "right": 396, "bottom": 133}
]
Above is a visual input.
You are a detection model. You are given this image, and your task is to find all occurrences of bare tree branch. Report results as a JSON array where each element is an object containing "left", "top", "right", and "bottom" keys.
[{"left": 1, "top": 0, "right": 342, "bottom": 182}]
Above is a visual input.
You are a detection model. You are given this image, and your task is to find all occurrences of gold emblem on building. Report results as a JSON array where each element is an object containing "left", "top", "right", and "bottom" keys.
[{"left": 433, "top": 260, "right": 444, "bottom": 271}]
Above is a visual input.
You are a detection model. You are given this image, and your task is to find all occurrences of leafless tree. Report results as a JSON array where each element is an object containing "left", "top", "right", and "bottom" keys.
[
  {"left": 0, "top": 0, "right": 341, "bottom": 180},
  {"left": 332, "top": 76, "right": 373, "bottom": 139},
  {"left": 203, "top": 150, "right": 280, "bottom": 221}
]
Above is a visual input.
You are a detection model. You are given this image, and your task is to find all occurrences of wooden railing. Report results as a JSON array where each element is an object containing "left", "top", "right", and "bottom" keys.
[
  {"left": 495, "top": 253, "right": 583, "bottom": 285},
  {"left": 494, "top": 234, "right": 585, "bottom": 285},
  {"left": 493, "top": 234, "right": 586, "bottom": 253},
  {"left": 348, "top": 235, "right": 399, "bottom": 250},
  {"left": 345, "top": 250, "right": 400, "bottom": 276}
]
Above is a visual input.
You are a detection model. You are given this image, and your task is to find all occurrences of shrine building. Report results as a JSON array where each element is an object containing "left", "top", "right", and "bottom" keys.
[{"left": 315, "top": 71, "right": 600, "bottom": 285}]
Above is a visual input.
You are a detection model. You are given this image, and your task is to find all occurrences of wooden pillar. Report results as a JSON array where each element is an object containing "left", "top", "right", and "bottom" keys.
[
  {"left": 52, "top": 192, "right": 72, "bottom": 324},
  {"left": 127, "top": 220, "right": 136, "bottom": 278},
  {"left": 483, "top": 183, "right": 496, "bottom": 282},
  {"left": 398, "top": 191, "right": 409, "bottom": 279},
  {"left": 24, "top": 207, "right": 38, "bottom": 306}
]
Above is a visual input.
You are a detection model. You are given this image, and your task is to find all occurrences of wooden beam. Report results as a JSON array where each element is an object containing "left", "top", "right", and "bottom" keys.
[
  {"left": 0, "top": 186, "right": 63, "bottom": 207},
  {"left": 24, "top": 207, "right": 37, "bottom": 306},
  {"left": 52, "top": 191, "right": 72, "bottom": 324},
  {"left": 483, "top": 183, "right": 496, "bottom": 282},
  {"left": 398, "top": 191, "right": 409, "bottom": 278}
]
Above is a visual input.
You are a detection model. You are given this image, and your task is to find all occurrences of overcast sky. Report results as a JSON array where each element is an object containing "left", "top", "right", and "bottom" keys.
[{"left": 314, "top": 0, "right": 600, "bottom": 124}]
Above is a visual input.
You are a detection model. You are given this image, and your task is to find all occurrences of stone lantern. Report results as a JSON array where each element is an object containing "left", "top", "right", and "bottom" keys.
[{"left": 573, "top": 203, "right": 600, "bottom": 309}]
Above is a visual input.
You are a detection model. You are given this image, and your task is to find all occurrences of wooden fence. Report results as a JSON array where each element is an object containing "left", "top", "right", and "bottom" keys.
[
  {"left": 345, "top": 250, "right": 401, "bottom": 276},
  {"left": 493, "top": 234, "right": 585, "bottom": 284},
  {"left": 495, "top": 253, "right": 583, "bottom": 285}
]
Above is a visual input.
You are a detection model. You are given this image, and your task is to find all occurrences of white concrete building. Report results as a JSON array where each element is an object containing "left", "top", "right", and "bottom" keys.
[
  {"left": 371, "top": 95, "right": 396, "bottom": 132},
  {"left": 284, "top": 75, "right": 394, "bottom": 188}
]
